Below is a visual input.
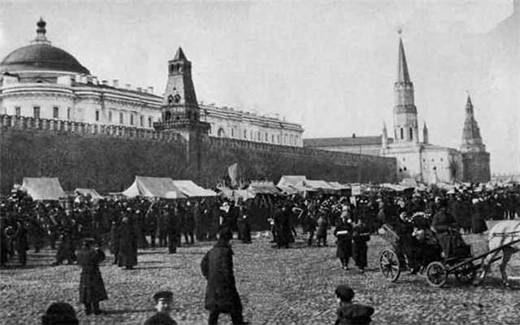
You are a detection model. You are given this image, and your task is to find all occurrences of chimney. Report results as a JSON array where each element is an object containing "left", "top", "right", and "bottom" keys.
[
  {"left": 101, "top": 80, "right": 108, "bottom": 86},
  {"left": 91, "top": 76, "right": 98, "bottom": 85},
  {"left": 126, "top": 83, "right": 131, "bottom": 90},
  {"left": 147, "top": 86, "right": 154, "bottom": 93},
  {"left": 352, "top": 133, "right": 356, "bottom": 138},
  {"left": 112, "top": 79, "right": 119, "bottom": 88},
  {"left": 137, "top": 87, "right": 142, "bottom": 92}
]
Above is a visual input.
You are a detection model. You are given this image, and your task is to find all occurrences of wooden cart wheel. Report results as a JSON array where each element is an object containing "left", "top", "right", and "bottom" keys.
[
  {"left": 454, "top": 261, "right": 476, "bottom": 284},
  {"left": 426, "top": 261, "right": 448, "bottom": 287},
  {"left": 379, "top": 249, "right": 401, "bottom": 282}
]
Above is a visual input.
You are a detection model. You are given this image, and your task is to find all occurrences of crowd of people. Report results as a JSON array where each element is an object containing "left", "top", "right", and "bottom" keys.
[{"left": 1, "top": 182, "right": 519, "bottom": 324}]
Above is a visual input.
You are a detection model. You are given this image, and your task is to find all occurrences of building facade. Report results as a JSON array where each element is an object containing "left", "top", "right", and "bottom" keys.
[
  {"left": 0, "top": 19, "right": 304, "bottom": 147},
  {"left": 304, "top": 36, "right": 491, "bottom": 184}
]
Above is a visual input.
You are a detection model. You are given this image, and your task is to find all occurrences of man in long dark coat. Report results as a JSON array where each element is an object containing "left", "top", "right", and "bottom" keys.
[
  {"left": 76, "top": 238, "right": 108, "bottom": 315},
  {"left": 117, "top": 215, "right": 138, "bottom": 269},
  {"left": 167, "top": 205, "right": 179, "bottom": 254},
  {"left": 273, "top": 204, "right": 291, "bottom": 248},
  {"left": 54, "top": 219, "right": 77, "bottom": 265},
  {"left": 352, "top": 218, "right": 370, "bottom": 273},
  {"left": 201, "top": 230, "right": 247, "bottom": 325},
  {"left": 334, "top": 211, "right": 352, "bottom": 270}
]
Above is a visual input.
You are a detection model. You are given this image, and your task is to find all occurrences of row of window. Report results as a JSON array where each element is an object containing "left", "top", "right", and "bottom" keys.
[
  {"left": 100, "top": 110, "right": 154, "bottom": 128},
  {"left": 14, "top": 106, "right": 70, "bottom": 120},
  {"left": 12, "top": 106, "right": 155, "bottom": 128},
  {"left": 211, "top": 126, "right": 300, "bottom": 145}
]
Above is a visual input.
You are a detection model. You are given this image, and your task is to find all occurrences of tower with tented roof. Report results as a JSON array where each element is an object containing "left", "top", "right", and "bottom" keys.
[{"left": 460, "top": 95, "right": 490, "bottom": 182}]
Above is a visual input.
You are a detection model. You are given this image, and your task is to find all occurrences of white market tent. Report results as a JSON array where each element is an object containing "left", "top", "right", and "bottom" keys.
[
  {"left": 171, "top": 180, "right": 217, "bottom": 198},
  {"left": 277, "top": 175, "right": 317, "bottom": 194},
  {"left": 216, "top": 186, "right": 256, "bottom": 201},
  {"left": 277, "top": 175, "right": 307, "bottom": 188},
  {"left": 122, "top": 176, "right": 186, "bottom": 199},
  {"left": 21, "top": 177, "right": 66, "bottom": 201},
  {"left": 74, "top": 188, "right": 104, "bottom": 200},
  {"left": 328, "top": 181, "right": 350, "bottom": 191},
  {"left": 303, "top": 180, "right": 337, "bottom": 191},
  {"left": 247, "top": 181, "right": 281, "bottom": 195}
]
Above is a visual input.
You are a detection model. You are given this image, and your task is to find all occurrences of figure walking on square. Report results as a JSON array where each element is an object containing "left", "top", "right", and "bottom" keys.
[
  {"left": 201, "top": 230, "right": 249, "bottom": 325},
  {"left": 117, "top": 215, "right": 138, "bottom": 269},
  {"left": 316, "top": 207, "right": 329, "bottom": 247},
  {"left": 334, "top": 209, "right": 352, "bottom": 270},
  {"left": 14, "top": 220, "right": 28, "bottom": 266},
  {"left": 76, "top": 238, "right": 107, "bottom": 315},
  {"left": 352, "top": 217, "right": 370, "bottom": 273}
]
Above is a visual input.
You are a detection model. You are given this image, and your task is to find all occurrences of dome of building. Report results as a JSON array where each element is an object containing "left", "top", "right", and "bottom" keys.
[{"left": 0, "top": 18, "right": 90, "bottom": 75}]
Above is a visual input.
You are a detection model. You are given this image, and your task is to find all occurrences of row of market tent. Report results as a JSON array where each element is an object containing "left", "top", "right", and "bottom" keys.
[
  {"left": 16, "top": 175, "right": 353, "bottom": 202},
  {"left": 16, "top": 176, "right": 218, "bottom": 201},
  {"left": 15, "top": 175, "right": 516, "bottom": 202}
]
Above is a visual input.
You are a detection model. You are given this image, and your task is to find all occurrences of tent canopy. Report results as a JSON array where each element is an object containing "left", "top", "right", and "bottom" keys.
[
  {"left": 328, "top": 181, "right": 350, "bottom": 190},
  {"left": 171, "top": 180, "right": 217, "bottom": 197},
  {"left": 21, "top": 177, "right": 66, "bottom": 201},
  {"left": 248, "top": 181, "right": 281, "bottom": 195},
  {"left": 74, "top": 188, "right": 103, "bottom": 200},
  {"left": 304, "top": 180, "right": 337, "bottom": 191},
  {"left": 216, "top": 186, "right": 255, "bottom": 201},
  {"left": 277, "top": 175, "right": 307, "bottom": 188},
  {"left": 122, "top": 176, "right": 186, "bottom": 199}
]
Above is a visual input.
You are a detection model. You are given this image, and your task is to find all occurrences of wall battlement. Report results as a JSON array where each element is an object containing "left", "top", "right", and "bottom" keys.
[{"left": 0, "top": 114, "right": 185, "bottom": 143}]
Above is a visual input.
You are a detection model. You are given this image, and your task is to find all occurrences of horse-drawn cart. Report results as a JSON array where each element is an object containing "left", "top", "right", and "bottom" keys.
[{"left": 378, "top": 223, "right": 520, "bottom": 287}]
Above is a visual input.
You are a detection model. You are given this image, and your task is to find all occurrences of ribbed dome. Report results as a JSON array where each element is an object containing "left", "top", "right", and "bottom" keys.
[
  {"left": 0, "top": 43, "right": 90, "bottom": 75},
  {"left": 0, "top": 18, "right": 90, "bottom": 75}
]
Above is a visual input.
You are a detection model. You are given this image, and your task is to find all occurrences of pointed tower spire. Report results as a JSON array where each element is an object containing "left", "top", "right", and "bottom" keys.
[
  {"left": 460, "top": 95, "right": 485, "bottom": 152},
  {"left": 393, "top": 31, "right": 418, "bottom": 144},
  {"left": 465, "top": 95, "right": 474, "bottom": 115},
  {"left": 382, "top": 121, "right": 388, "bottom": 148},
  {"left": 174, "top": 47, "right": 187, "bottom": 61},
  {"left": 422, "top": 121, "right": 429, "bottom": 144},
  {"left": 397, "top": 31, "right": 411, "bottom": 83}
]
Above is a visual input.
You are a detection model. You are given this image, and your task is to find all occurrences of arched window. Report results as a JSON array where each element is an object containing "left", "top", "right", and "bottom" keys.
[
  {"left": 217, "top": 128, "right": 225, "bottom": 137},
  {"left": 400, "top": 128, "right": 404, "bottom": 140},
  {"left": 409, "top": 127, "right": 413, "bottom": 140}
]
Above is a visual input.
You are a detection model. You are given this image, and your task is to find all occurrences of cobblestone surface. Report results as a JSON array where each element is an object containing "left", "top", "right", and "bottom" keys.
[{"left": 1, "top": 232, "right": 519, "bottom": 324}]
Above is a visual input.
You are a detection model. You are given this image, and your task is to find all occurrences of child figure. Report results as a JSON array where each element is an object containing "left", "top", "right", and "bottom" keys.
[
  {"left": 144, "top": 291, "right": 178, "bottom": 325},
  {"left": 335, "top": 285, "right": 374, "bottom": 325}
]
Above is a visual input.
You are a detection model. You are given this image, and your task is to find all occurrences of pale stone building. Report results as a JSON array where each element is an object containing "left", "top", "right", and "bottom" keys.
[{"left": 0, "top": 19, "right": 304, "bottom": 147}]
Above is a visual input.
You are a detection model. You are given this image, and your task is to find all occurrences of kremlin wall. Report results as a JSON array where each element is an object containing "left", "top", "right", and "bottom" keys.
[{"left": 0, "top": 114, "right": 396, "bottom": 194}]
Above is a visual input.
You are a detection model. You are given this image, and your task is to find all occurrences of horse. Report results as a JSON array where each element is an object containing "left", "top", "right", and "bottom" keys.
[{"left": 474, "top": 220, "right": 520, "bottom": 287}]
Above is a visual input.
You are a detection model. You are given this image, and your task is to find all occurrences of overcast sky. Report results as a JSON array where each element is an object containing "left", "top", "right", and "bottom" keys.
[{"left": 0, "top": 0, "right": 518, "bottom": 174}]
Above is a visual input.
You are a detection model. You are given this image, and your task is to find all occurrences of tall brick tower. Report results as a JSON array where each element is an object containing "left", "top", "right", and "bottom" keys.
[
  {"left": 154, "top": 47, "right": 210, "bottom": 173},
  {"left": 460, "top": 95, "right": 490, "bottom": 182},
  {"left": 393, "top": 35, "right": 419, "bottom": 144}
]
